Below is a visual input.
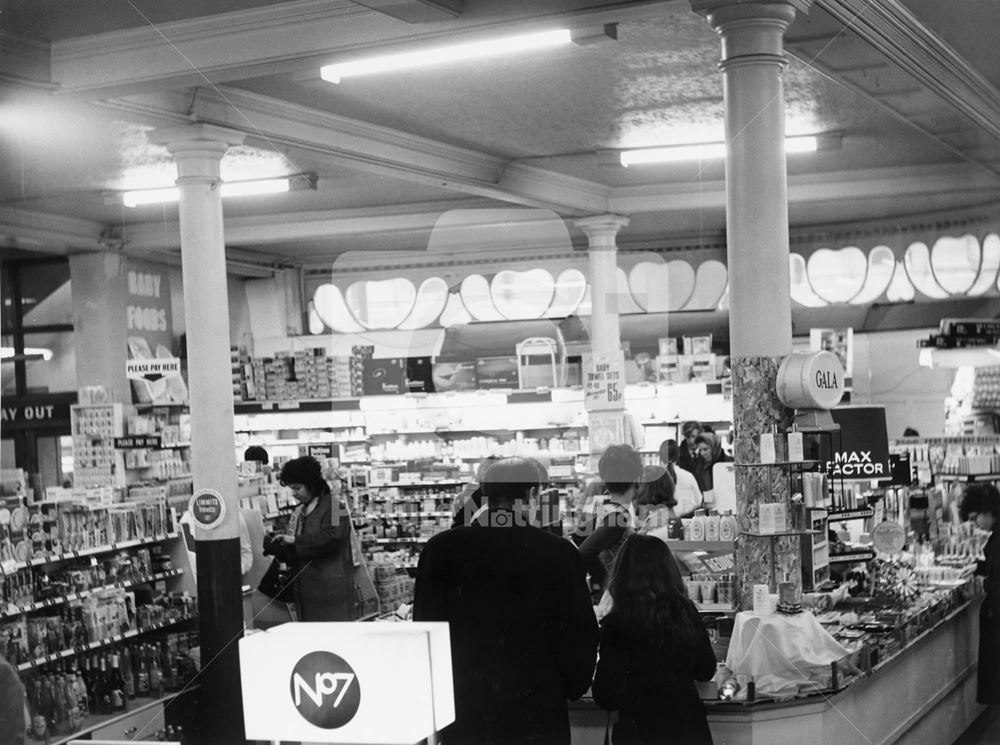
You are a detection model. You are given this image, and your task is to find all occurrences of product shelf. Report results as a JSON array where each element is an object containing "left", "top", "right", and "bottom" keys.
[
  {"left": 827, "top": 508, "right": 875, "bottom": 521},
  {"left": 1, "top": 569, "right": 185, "bottom": 620},
  {"left": 935, "top": 472, "right": 1000, "bottom": 482},
  {"left": 15, "top": 613, "right": 198, "bottom": 673},
  {"left": 663, "top": 540, "right": 736, "bottom": 552},
  {"left": 26, "top": 691, "right": 184, "bottom": 745},
  {"left": 829, "top": 549, "right": 876, "bottom": 564},
  {"left": 6, "top": 533, "right": 180, "bottom": 572}
]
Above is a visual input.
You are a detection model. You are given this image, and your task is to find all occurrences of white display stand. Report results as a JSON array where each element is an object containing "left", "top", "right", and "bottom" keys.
[{"left": 239, "top": 622, "right": 454, "bottom": 744}]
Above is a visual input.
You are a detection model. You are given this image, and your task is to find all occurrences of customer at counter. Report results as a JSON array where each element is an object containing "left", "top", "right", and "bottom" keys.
[
  {"left": 960, "top": 483, "right": 1000, "bottom": 705},
  {"left": 579, "top": 444, "right": 644, "bottom": 600},
  {"left": 413, "top": 457, "right": 599, "bottom": 745},
  {"left": 659, "top": 438, "right": 704, "bottom": 517},
  {"left": 263, "top": 455, "right": 357, "bottom": 621},
  {"left": 692, "top": 432, "right": 730, "bottom": 494},
  {"left": 592, "top": 534, "right": 716, "bottom": 745}
]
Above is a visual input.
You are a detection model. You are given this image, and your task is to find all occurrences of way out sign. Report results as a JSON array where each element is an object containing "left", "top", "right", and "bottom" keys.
[{"left": 126, "top": 357, "right": 181, "bottom": 382}]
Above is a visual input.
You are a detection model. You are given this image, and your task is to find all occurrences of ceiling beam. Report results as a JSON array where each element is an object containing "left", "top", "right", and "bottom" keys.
[
  {"left": 186, "top": 86, "right": 611, "bottom": 213},
  {"left": 48, "top": 0, "right": 680, "bottom": 100},
  {"left": 0, "top": 207, "right": 107, "bottom": 253}
]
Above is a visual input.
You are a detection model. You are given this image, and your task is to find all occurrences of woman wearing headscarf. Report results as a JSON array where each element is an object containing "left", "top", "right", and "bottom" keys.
[{"left": 692, "top": 432, "right": 730, "bottom": 493}]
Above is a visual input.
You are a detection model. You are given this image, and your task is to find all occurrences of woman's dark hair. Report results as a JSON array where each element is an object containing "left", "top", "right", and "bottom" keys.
[
  {"left": 960, "top": 483, "right": 1000, "bottom": 522},
  {"left": 598, "top": 444, "right": 643, "bottom": 495},
  {"left": 635, "top": 465, "right": 676, "bottom": 507},
  {"left": 607, "top": 534, "right": 699, "bottom": 637},
  {"left": 279, "top": 456, "right": 331, "bottom": 497},
  {"left": 244, "top": 445, "right": 269, "bottom": 464},
  {"left": 658, "top": 438, "right": 679, "bottom": 465}
]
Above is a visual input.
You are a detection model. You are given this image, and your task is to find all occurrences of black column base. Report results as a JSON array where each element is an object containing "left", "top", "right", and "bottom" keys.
[{"left": 194, "top": 538, "right": 246, "bottom": 745}]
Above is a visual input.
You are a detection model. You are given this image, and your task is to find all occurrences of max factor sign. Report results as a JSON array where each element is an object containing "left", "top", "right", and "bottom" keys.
[
  {"left": 830, "top": 450, "right": 886, "bottom": 478},
  {"left": 125, "top": 358, "right": 181, "bottom": 382}
]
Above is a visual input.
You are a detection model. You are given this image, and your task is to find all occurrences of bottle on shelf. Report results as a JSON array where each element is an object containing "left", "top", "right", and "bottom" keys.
[
  {"left": 122, "top": 646, "right": 135, "bottom": 700},
  {"left": 136, "top": 645, "right": 151, "bottom": 696},
  {"left": 690, "top": 509, "right": 707, "bottom": 541},
  {"left": 149, "top": 644, "right": 164, "bottom": 697},
  {"left": 719, "top": 510, "right": 737, "bottom": 542},
  {"left": 95, "top": 655, "right": 111, "bottom": 714},
  {"left": 705, "top": 510, "right": 721, "bottom": 542},
  {"left": 109, "top": 653, "right": 127, "bottom": 712}
]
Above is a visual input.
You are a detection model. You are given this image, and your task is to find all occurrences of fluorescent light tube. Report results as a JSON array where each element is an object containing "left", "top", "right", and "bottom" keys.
[
  {"left": 321, "top": 29, "right": 573, "bottom": 83},
  {"left": 123, "top": 177, "right": 291, "bottom": 208},
  {"left": 619, "top": 134, "right": 821, "bottom": 167}
]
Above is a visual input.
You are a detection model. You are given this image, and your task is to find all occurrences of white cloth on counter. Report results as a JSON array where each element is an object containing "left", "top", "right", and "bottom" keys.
[{"left": 725, "top": 610, "right": 850, "bottom": 699}]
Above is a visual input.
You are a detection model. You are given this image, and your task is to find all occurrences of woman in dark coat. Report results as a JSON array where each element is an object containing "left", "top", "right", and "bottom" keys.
[
  {"left": 272, "top": 456, "right": 358, "bottom": 621},
  {"left": 961, "top": 483, "right": 1000, "bottom": 705},
  {"left": 592, "top": 534, "right": 717, "bottom": 745}
]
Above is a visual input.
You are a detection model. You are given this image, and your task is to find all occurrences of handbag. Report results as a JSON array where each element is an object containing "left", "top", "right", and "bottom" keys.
[{"left": 258, "top": 557, "right": 295, "bottom": 602}]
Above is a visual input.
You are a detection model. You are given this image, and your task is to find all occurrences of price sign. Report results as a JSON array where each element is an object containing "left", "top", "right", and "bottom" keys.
[
  {"left": 585, "top": 352, "right": 625, "bottom": 412},
  {"left": 189, "top": 488, "right": 227, "bottom": 530}
]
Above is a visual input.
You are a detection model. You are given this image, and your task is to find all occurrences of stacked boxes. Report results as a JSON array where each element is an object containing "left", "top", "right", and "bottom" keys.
[
  {"left": 234, "top": 348, "right": 357, "bottom": 401},
  {"left": 369, "top": 562, "right": 415, "bottom": 609},
  {"left": 293, "top": 347, "right": 331, "bottom": 399},
  {"left": 351, "top": 345, "right": 375, "bottom": 397},
  {"left": 231, "top": 346, "right": 256, "bottom": 401}
]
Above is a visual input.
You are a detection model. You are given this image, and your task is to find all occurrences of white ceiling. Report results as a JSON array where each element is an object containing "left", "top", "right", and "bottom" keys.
[{"left": 2, "top": 0, "right": 1000, "bottom": 275}]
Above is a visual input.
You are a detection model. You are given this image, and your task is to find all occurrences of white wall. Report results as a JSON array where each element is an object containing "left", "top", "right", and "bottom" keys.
[{"left": 845, "top": 328, "right": 952, "bottom": 437}]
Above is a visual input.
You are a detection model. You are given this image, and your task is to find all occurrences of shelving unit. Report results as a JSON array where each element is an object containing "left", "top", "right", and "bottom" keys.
[{"left": 1, "top": 513, "right": 198, "bottom": 744}]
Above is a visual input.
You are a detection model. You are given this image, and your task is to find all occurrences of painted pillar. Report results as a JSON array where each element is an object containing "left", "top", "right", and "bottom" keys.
[
  {"left": 692, "top": 0, "right": 811, "bottom": 608},
  {"left": 575, "top": 215, "right": 631, "bottom": 455},
  {"left": 149, "top": 123, "right": 246, "bottom": 744}
]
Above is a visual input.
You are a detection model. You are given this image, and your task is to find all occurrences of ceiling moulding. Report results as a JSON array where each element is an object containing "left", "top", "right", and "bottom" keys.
[
  {"left": 353, "top": 0, "right": 464, "bottom": 23},
  {"left": 788, "top": 208, "right": 1000, "bottom": 250},
  {"left": 814, "top": 0, "right": 1000, "bottom": 141}
]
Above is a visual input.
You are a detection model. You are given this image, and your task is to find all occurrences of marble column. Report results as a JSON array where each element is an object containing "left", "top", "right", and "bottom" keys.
[
  {"left": 692, "top": 0, "right": 810, "bottom": 608},
  {"left": 149, "top": 123, "right": 246, "bottom": 744}
]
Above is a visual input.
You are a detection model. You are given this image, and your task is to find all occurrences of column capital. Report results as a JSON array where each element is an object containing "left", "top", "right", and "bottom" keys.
[
  {"left": 574, "top": 214, "right": 630, "bottom": 249},
  {"left": 149, "top": 123, "right": 246, "bottom": 182},
  {"left": 691, "top": 0, "right": 812, "bottom": 18}
]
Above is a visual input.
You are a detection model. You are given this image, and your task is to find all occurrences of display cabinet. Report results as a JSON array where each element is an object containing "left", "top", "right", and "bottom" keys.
[{"left": 0, "top": 503, "right": 198, "bottom": 745}]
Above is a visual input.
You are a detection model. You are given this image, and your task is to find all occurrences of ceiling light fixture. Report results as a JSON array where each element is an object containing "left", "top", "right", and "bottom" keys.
[
  {"left": 121, "top": 174, "right": 316, "bottom": 208},
  {"left": 612, "top": 133, "right": 841, "bottom": 167},
  {"left": 320, "top": 29, "right": 573, "bottom": 83}
]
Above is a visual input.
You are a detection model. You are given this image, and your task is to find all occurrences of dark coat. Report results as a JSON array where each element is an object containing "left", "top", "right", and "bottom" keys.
[
  {"left": 592, "top": 604, "right": 716, "bottom": 745},
  {"left": 413, "top": 514, "right": 600, "bottom": 745},
  {"left": 287, "top": 492, "right": 356, "bottom": 621},
  {"left": 677, "top": 446, "right": 699, "bottom": 478},
  {"left": 0, "top": 654, "right": 25, "bottom": 745},
  {"left": 977, "top": 529, "right": 1000, "bottom": 704}
]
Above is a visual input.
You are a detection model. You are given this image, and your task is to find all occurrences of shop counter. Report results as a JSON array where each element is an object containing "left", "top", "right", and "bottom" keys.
[{"left": 570, "top": 595, "right": 985, "bottom": 745}]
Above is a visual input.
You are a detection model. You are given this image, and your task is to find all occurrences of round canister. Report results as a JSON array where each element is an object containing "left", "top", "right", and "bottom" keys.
[{"left": 776, "top": 351, "right": 845, "bottom": 410}]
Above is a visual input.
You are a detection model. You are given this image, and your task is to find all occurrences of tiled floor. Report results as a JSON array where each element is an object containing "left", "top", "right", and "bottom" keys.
[{"left": 954, "top": 706, "right": 1000, "bottom": 745}]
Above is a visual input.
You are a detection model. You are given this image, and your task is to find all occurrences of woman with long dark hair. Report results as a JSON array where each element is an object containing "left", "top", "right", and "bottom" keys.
[{"left": 592, "top": 534, "right": 716, "bottom": 745}]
